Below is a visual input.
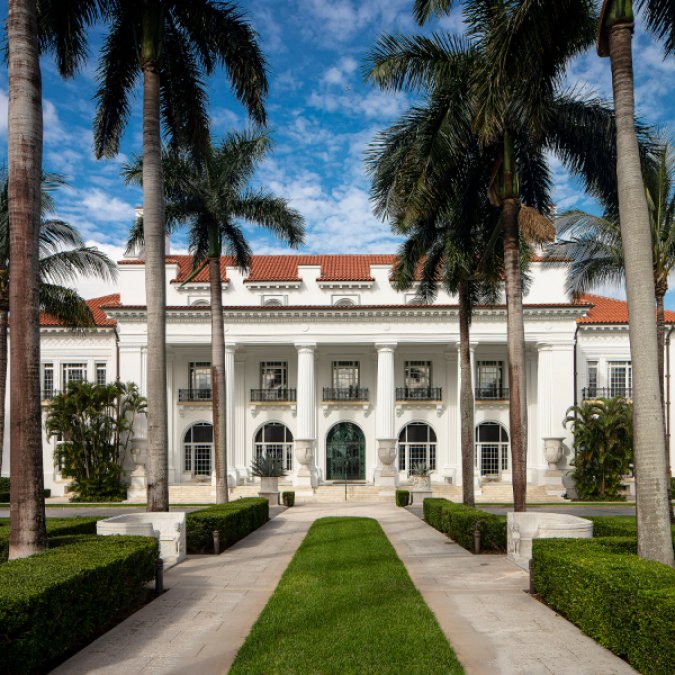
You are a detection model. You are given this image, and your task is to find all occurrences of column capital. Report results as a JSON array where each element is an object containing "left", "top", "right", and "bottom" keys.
[
  {"left": 294, "top": 342, "right": 317, "bottom": 352},
  {"left": 224, "top": 342, "right": 238, "bottom": 354},
  {"left": 374, "top": 342, "right": 397, "bottom": 352},
  {"left": 536, "top": 341, "right": 553, "bottom": 352},
  {"left": 455, "top": 341, "right": 478, "bottom": 352}
]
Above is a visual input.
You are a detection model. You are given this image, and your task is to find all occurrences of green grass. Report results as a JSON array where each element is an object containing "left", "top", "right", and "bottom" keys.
[{"left": 230, "top": 517, "right": 463, "bottom": 675}]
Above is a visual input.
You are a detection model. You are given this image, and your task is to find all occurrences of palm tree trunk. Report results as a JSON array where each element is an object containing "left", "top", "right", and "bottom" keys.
[
  {"left": 209, "top": 250, "right": 228, "bottom": 504},
  {"left": 609, "top": 22, "right": 674, "bottom": 565},
  {"left": 7, "top": 0, "right": 47, "bottom": 558},
  {"left": 458, "top": 282, "right": 475, "bottom": 507},
  {"left": 656, "top": 290, "right": 674, "bottom": 520},
  {"left": 0, "top": 306, "right": 8, "bottom": 479},
  {"left": 142, "top": 21, "right": 169, "bottom": 512},
  {"left": 503, "top": 197, "right": 528, "bottom": 512}
]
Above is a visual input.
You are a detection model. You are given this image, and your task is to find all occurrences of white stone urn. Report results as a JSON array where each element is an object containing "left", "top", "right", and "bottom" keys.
[
  {"left": 412, "top": 475, "right": 431, "bottom": 489},
  {"left": 543, "top": 437, "right": 565, "bottom": 470},
  {"left": 129, "top": 437, "right": 147, "bottom": 473},
  {"left": 377, "top": 442, "right": 397, "bottom": 474},
  {"left": 259, "top": 476, "right": 280, "bottom": 505},
  {"left": 294, "top": 442, "right": 313, "bottom": 475}
]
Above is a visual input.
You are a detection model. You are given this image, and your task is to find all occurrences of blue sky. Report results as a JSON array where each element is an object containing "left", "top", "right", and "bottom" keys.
[{"left": 0, "top": 1, "right": 674, "bottom": 304}]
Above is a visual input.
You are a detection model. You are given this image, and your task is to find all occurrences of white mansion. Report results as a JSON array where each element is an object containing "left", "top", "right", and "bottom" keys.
[{"left": 4, "top": 252, "right": 674, "bottom": 501}]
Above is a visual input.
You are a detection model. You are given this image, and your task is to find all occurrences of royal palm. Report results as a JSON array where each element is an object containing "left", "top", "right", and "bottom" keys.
[
  {"left": 124, "top": 132, "right": 304, "bottom": 503},
  {"left": 94, "top": 0, "right": 267, "bottom": 511},
  {"left": 367, "top": 0, "right": 619, "bottom": 511}
]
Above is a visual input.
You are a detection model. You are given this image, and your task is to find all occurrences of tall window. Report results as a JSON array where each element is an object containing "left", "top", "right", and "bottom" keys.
[
  {"left": 189, "top": 362, "right": 211, "bottom": 391},
  {"left": 476, "top": 361, "right": 504, "bottom": 398},
  {"left": 475, "top": 422, "right": 510, "bottom": 476},
  {"left": 96, "top": 362, "right": 107, "bottom": 387},
  {"left": 608, "top": 361, "right": 632, "bottom": 397},
  {"left": 405, "top": 361, "right": 432, "bottom": 388},
  {"left": 398, "top": 422, "right": 437, "bottom": 473},
  {"left": 261, "top": 362, "right": 288, "bottom": 390},
  {"left": 255, "top": 423, "right": 294, "bottom": 471},
  {"left": 586, "top": 361, "right": 598, "bottom": 396},
  {"left": 332, "top": 361, "right": 360, "bottom": 388},
  {"left": 183, "top": 423, "right": 213, "bottom": 476},
  {"left": 62, "top": 362, "right": 86, "bottom": 386},
  {"left": 42, "top": 363, "right": 54, "bottom": 398}
]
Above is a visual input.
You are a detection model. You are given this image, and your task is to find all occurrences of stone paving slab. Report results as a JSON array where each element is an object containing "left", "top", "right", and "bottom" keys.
[{"left": 53, "top": 503, "right": 635, "bottom": 675}]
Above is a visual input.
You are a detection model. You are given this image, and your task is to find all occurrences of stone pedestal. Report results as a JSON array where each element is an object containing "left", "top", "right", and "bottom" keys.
[
  {"left": 127, "top": 439, "right": 147, "bottom": 501},
  {"left": 259, "top": 476, "right": 280, "bottom": 505},
  {"left": 507, "top": 512, "right": 593, "bottom": 570},
  {"left": 375, "top": 438, "right": 398, "bottom": 492},
  {"left": 544, "top": 469, "right": 566, "bottom": 497},
  {"left": 411, "top": 489, "right": 433, "bottom": 504},
  {"left": 293, "top": 438, "right": 317, "bottom": 491}
]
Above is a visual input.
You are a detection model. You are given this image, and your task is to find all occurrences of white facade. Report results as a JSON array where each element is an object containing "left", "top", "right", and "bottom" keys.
[{"left": 2, "top": 254, "right": 673, "bottom": 498}]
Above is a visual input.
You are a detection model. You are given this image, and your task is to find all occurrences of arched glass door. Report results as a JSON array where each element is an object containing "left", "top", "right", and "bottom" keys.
[
  {"left": 475, "top": 422, "right": 509, "bottom": 476},
  {"left": 183, "top": 423, "right": 213, "bottom": 477},
  {"left": 326, "top": 422, "right": 365, "bottom": 480}
]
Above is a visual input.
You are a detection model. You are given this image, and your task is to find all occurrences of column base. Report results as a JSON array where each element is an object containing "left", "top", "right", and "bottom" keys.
[{"left": 544, "top": 469, "right": 566, "bottom": 496}]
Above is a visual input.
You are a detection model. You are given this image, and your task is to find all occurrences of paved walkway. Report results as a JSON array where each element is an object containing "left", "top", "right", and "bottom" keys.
[{"left": 54, "top": 503, "right": 634, "bottom": 675}]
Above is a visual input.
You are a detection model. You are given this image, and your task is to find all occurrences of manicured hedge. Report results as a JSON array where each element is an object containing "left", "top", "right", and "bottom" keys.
[
  {"left": 0, "top": 517, "right": 100, "bottom": 562},
  {"left": 532, "top": 536, "right": 675, "bottom": 674},
  {"left": 395, "top": 490, "right": 410, "bottom": 507},
  {"left": 0, "top": 534, "right": 157, "bottom": 672},
  {"left": 590, "top": 515, "right": 675, "bottom": 548},
  {"left": 187, "top": 497, "right": 269, "bottom": 553},
  {"left": 282, "top": 491, "right": 295, "bottom": 507},
  {"left": 423, "top": 497, "right": 506, "bottom": 552}
]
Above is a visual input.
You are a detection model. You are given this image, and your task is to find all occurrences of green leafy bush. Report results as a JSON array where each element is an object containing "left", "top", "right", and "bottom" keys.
[
  {"left": 0, "top": 516, "right": 101, "bottom": 562},
  {"left": 395, "top": 490, "right": 410, "bottom": 507},
  {"left": 187, "top": 497, "right": 269, "bottom": 553},
  {"left": 0, "top": 534, "right": 157, "bottom": 672},
  {"left": 0, "top": 479, "right": 53, "bottom": 502},
  {"left": 423, "top": 498, "right": 506, "bottom": 552},
  {"left": 532, "top": 537, "right": 675, "bottom": 674},
  {"left": 563, "top": 398, "right": 632, "bottom": 499},
  {"left": 282, "top": 491, "right": 295, "bottom": 507}
]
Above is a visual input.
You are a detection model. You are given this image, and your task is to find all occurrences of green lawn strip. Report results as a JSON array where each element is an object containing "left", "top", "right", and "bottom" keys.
[{"left": 230, "top": 516, "right": 464, "bottom": 675}]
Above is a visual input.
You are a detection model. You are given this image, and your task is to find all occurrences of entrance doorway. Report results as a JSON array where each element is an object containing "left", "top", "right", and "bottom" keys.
[
  {"left": 326, "top": 422, "right": 365, "bottom": 481},
  {"left": 475, "top": 422, "right": 510, "bottom": 476}
]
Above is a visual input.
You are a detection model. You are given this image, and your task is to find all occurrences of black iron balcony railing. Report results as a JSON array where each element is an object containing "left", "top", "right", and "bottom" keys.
[
  {"left": 178, "top": 388, "right": 212, "bottom": 402},
  {"left": 475, "top": 386, "right": 509, "bottom": 400},
  {"left": 582, "top": 386, "right": 632, "bottom": 400},
  {"left": 323, "top": 386, "right": 369, "bottom": 402},
  {"left": 250, "top": 388, "right": 297, "bottom": 402},
  {"left": 396, "top": 386, "right": 442, "bottom": 401}
]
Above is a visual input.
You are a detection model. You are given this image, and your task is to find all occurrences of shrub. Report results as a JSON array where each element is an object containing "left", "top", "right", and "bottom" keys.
[
  {"left": 282, "top": 491, "right": 295, "bottom": 507},
  {"left": 422, "top": 498, "right": 506, "bottom": 552},
  {"left": 532, "top": 537, "right": 675, "bottom": 674},
  {"left": 250, "top": 455, "right": 286, "bottom": 478},
  {"left": 395, "top": 490, "right": 410, "bottom": 507},
  {"left": 187, "top": 497, "right": 269, "bottom": 553},
  {"left": 0, "top": 517, "right": 101, "bottom": 562},
  {"left": 0, "top": 534, "right": 157, "bottom": 672},
  {"left": 563, "top": 398, "right": 632, "bottom": 499},
  {"left": 0, "top": 480, "right": 54, "bottom": 502}
]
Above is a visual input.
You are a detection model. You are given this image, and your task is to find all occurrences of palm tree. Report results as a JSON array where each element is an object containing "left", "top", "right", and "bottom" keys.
[
  {"left": 366, "top": 0, "right": 622, "bottom": 512},
  {"left": 549, "top": 141, "right": 675, "bottom": 518},
  {"left": 94, "top": 0, "right": 268, "bottom": 511},
  {"left": 124, "top": 131, "right": 304, "bottom": 503},
  {"left": 598, "top": 1, "right": 675, "bottom": 564},
  {"left": 6, "top": 0, "right": 100, "bottom": 558},
  {"left": 0, "top": 171, "right": 117, "bottom": 481}
]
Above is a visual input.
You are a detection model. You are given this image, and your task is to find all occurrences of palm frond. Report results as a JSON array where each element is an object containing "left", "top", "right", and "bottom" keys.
[
  {"left": 39, "top": 283, "right": 95, "bottom": 328},
  {"left": 636, "top": 0, "right": 675, "bottom": 55},
  {"left": 232, "top": 191, "right": 305, "bottom": 248},
  {"left": 39, "top": 247, "right": 118, "bottom": 285},
  {"left": 413, "top": 0, "right": 454, "bottom": 25}
]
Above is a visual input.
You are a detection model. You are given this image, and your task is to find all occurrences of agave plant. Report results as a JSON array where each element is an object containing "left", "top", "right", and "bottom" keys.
[
  {"left": 250, "top": 455, "right": 286, "bottom": 478},
  {"left": 410, "top": 462, "right": 431, "bottom": 477}
]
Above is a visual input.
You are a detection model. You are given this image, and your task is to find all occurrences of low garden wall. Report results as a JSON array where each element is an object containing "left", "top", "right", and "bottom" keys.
[
  {"left": 186, "top": 497, "right": 269, "bottom": 554},
  {"left": 423, "top": 498, "right": 507, "bottom": 552},
  {"left": 532, "top": 535, "right": 675, "bottom": 674},
  {"left": 0, "top": 534, "right": 157, "bottom": 672}
]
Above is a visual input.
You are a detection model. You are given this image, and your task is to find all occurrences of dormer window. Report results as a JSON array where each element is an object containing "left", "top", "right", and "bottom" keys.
[
  {"left": 262, "top": 295, "right": 287, "bottom": 306},
  {"left": 191, "top": 299, "right": 209, "bottom": 306},
  {"left": 333, "top": 295, "right": 358, "bottom": 306}
]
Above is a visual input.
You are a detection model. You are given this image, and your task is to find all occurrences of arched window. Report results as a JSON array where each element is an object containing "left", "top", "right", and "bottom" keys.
[
  {"left": 255, "top": 423, "right": 294, "bottom": 471},
  {"left": 263, "top": 298, "right": 283, "bottom": 306},
  {"left": 398, "top": 422, "right": 437, "bottom": 473},
  {"left": 334, "top": 297, "right": 355, "bottom": 306},
  {"left": 191, "top": 299, "right": 209, "bottom": 306},
  {"left": 475, "top": 422, "right": 510, "bottom": 476},
  {"left": 183, "top": 423, "right": 213, "bottom": 476}
]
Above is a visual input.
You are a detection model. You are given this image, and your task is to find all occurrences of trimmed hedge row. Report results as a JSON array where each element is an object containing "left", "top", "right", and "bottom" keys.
[
  {"left": 423, "top": 498, "right": 507, "bottom": 552},
  {"left": 187, "top": 497, "right": 269, "bottom": 553},
  {"left": 0, "top": 517, "right": 100, "bottom": 562},
  {"left": 0, "top": 534, "right": 157, "bottom": 672},
  {"left": 589, "top": 516, "right": 675, "bottom": 548},
  {"left": 532, "top": 536, "right": 675, "bottom": 674},
  {"left": 395, "top": 490, "right": 410, "bottom": 507}
]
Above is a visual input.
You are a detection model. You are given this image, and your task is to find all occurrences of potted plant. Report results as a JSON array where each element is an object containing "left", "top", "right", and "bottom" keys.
[
  {"left": 251, "top": 455, "right": 286, "bottom": 504},
  {"left": 410, "top": 462, "right": 431, "bottom": 490}
]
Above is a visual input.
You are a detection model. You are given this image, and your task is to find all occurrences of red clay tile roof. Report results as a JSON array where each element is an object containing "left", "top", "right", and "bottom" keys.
[
  {"left": 576, "top": 293, "right": 675, "bottom": 324},
  {"left": 40, "top": 293, "right": 119, "bottom": 327}
]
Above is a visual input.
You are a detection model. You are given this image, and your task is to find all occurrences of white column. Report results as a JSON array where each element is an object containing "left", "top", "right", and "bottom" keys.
[
  {"left": 225, "top": 343, "right": 238, "bottom": 485},
  {"left": 375, "top": 342, "right": 398, "bottom": 489},
  {"left": 294, "top": 343, "right": 317, "bottom": 488}
]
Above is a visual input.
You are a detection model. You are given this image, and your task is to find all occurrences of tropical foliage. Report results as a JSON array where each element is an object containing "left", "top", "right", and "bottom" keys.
[
  {"left": 250, "top": 455, "right": 286, "bottom": 479},
  {"left": 124, "top": 131, "right": 304, "bottom": 502},
  {"left": 46, "top": 381, "right": 146, "bottom": 501},
  {"left": 563, "top": 398, "right": 633, "bottom": 500}
]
